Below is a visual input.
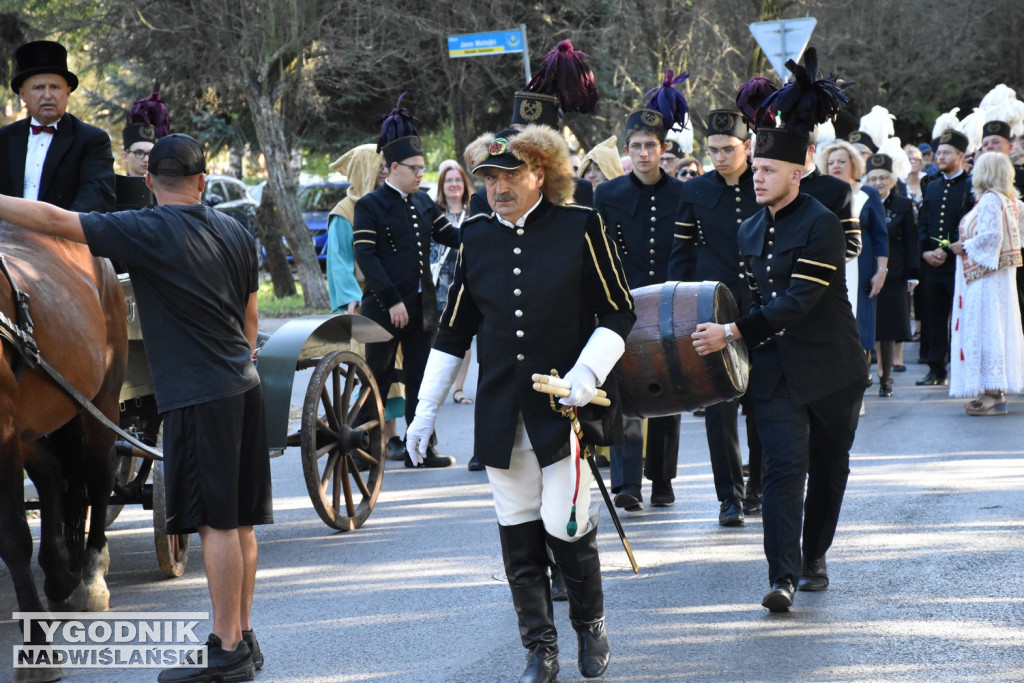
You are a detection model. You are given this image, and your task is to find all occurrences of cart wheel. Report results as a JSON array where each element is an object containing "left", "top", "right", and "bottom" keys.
[
  {"left": 152, "top": 459, "right": 191, "bottom": 578},
  {"left": 300, "top": 350, "right": 385, "bottom": 531}
]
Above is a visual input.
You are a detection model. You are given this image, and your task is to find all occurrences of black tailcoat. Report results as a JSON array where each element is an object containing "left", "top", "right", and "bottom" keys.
[{"left": 0, "top": 113, "right": 115, "bottom": 212}]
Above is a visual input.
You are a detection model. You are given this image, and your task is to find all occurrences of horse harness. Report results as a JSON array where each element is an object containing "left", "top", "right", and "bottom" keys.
[{"left": 0, "top": 254, "right": 162, "bottom": 460}]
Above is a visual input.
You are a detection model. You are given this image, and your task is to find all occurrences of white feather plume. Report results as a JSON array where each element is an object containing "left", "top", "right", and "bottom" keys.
[
  {"left": 987, "top": 99, "right": 1024, "bottom": 138},
  {"left": 859, "top": 105, "right": 895, "bottom": 149},
  {"left": 931, "top": 107, "right": 961, "bottom": 141},
  {"left": 957, "top": 107, "right": 986, "bottom": 154},
  {"left": 879, "top": 136, "right": 910, "bottom": 181},
  {"left": 980, "top": 84, "right": 1017, "bottom": 110}
]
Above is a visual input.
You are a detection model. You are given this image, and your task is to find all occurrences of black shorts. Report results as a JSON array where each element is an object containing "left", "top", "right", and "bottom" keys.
[{"left": 161, "top": 384, "right": 274, "bottom": 534}]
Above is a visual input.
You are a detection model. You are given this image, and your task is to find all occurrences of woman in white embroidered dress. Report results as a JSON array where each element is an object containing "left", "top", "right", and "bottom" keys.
[{"left": 948, "top": 152, "right": 1024, "bottom": 414}]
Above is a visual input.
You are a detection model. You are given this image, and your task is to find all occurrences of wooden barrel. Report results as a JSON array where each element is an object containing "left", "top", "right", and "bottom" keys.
[{"left": 618, "top": 281, "right": 748, "bottom": 418}]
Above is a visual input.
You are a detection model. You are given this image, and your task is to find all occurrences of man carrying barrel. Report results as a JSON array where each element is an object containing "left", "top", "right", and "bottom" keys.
[
  {"left": 691, "top": 51, "right": 865, "bottom": 612},
  {"left": 406, "top": 124, "right": 634, "bottom": 682}
]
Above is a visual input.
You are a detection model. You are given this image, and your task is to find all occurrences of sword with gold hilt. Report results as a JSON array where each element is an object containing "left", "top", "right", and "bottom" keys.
[{"left": 532, "top": 371, "right": 639, "bottom": 574}]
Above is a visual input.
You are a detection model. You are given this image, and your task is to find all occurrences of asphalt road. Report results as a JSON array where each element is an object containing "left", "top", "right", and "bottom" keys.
[{"left": 3, "top": 338, "right": 1024, "bottom": 682}]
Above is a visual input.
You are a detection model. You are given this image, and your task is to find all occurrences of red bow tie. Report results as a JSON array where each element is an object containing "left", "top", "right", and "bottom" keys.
[{"left": 30, "top": 124, "right": 56, "bottom": 135}]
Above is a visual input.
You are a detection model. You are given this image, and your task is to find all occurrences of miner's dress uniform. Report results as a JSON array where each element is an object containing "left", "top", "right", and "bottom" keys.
[
  {"left": 734, "top": 194, "right": 866, "bottom": 589},
  {"left": 354, "top": 181, "right": 459, "bottom": 425},
  {"left": 668, "top": 165, "right": 761, "bottom": 508},
  {"left": 593, "top": 171, "right": 683, "bottom": 498},
  {"left": 800, "top": 168, "right": 860, "bottom": 260},
  {"left": 435, "top": 198, "right": 634, "bottom": 471},
  {"left": 917, "top": 170, "right": 973, "bottom": 380}
]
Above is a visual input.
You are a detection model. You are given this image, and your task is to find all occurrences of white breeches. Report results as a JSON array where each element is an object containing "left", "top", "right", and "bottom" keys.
[{"left": 487, "top": 446, "right": 598, "bottom": 543}]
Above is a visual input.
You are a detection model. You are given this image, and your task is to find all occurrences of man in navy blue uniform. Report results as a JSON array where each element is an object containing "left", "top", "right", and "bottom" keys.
[
  {"left": 668, "top": 109, "right": 760, "bottom": 525},
  {"left": 407, "top": 125, "right": 634, "bottom": 682},
  {"left": 915, "top": 129, "right": 973, "bottom": 386},
  {"left": 593, "top": 99, "right": 685, "bottom": 511},
  {"left": 692, "top": 123, "right": 866, "bottom": 612},
  {"left": 354, "top": 96, "right": 459, "bottom": 467}
]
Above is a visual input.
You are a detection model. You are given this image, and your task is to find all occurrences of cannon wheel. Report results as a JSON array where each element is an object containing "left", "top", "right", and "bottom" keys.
[
  {"left": 152, "top": 460, "right": 192, "bottom": 578},
  {"left": 300, "top": 350, "right": 385, "bottom": 531}
]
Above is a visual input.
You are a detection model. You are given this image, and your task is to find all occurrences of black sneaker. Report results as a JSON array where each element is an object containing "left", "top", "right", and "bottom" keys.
[
  {"left": 158, "top": 633, "right": 254, "bottom": 682},
  {"left": 612, "top": 485, "right": 643, "bottom": 511},
  {"left": 242, "top": 629, "right": 263, "bottom": 671}
]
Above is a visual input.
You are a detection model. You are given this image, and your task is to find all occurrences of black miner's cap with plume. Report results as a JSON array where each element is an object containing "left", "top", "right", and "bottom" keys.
[
  {"left": 376, "top": 92, "right": 424, "bottom": 165},
  {"left": 758, "top": 47, "right": 853, "bottom": 135},
  {"left": 123, "top": 83, "right": 169, "bottom": 149},
  {"left": 512, "top": 40, "right": 597, "bottom": 128},
  {"left": 736, "top": 76, "right": 778, "bottom": 132}
]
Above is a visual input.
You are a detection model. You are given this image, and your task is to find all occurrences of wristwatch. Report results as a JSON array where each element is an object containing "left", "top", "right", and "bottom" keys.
[{"left": 723, "top": 323, "right": 736, "bottom": 344}]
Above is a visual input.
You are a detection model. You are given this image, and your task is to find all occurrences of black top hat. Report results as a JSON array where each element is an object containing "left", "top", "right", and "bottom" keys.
[
  {"left": 847, "top": 131, "right": 878, "bottom": 153},
  {"left": 753, "top": 127, "right": 808, "bottom": 165},
  {"left": 377, "top": 93, "right": 423, "bottom": 165},
  {"left": 866, "top": 153, "right": 893, "bottom": 174},
  {"left": 149, "top": 134, "right": 206, "bottom": 177},
  {"left": 936, "top": 129, "right": 969, "bottom": 153},
  {"left": 11, "top": 41, "right": 78, "bottom": 93},
  {"left": 983, "top": 120, "right": 1012, "bottom": 142},
  {"left": 627, "top": 70, "right": 689, "bottom": 138},
  {"left": 706, "top": 110, "right": 750, "bottom": 141}
]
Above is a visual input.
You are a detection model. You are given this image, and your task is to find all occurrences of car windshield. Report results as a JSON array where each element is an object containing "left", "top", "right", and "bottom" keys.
[{"left": 300, "top": 185, "right": 348, "bottom": 212}]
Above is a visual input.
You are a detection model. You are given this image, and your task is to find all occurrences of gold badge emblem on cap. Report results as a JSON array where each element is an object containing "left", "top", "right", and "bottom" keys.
[
  {"left": 641, "top": 110, "right": 662, "bottom": 127},
  {"left": 755, "top": 130, "right": 775, "bottom": 154},
  {"left": 489, "top": 137, "right": 509, "bottom": 156},
  {"left": 940, "top": 131, "right": 953, "bottom": 144},
  {"left": 985, "top": 121, "right": 1000, "bottom": 133},
  {"left": 410, "top": 137, "right": 424, "bottom": 154},
  {"left": 519, "top": 100, "right": 542, "bottom": 122},
  {"left": 713, "top": 112, "right": 733, "bottom": 132},
  {"left": 871, "top": 154, "right": 885, "bottom": 167}
]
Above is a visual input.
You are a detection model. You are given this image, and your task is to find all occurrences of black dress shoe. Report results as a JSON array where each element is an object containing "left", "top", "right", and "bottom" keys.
[
  {"left": 797, "top": 555, "right": 829, "bottom": 592},
  {"left": 719, "top": 499, "right": 744, "bottom": 527},
  {"left": 384, "top": 436, "right": 407, "bottom": 461},
  {"left": 761, "top": 580, "right": 795, "bottom": 612},
  {"left": 916, "top": 372, "right": 948, "bottom": 386},
  {"left": 879, "top": 382, "right": 893, "bottom": 397},
  {"left": 467, "top": 454, "right": 485, "bottom": 471},
  {"left": 404, "top": 446, "right": 455, "bottom": 469},
  {"left": 612, "top": 486, "right": 643, "bottom": 511},
  {"left": 650, "top": 480, "right": 675, "bottom": 507},
  {"left": 742, "top": 486, "right": 762, "bottom": 515},
  {"left": 893, "top": 364, "right": 907, "bottom": 372}
]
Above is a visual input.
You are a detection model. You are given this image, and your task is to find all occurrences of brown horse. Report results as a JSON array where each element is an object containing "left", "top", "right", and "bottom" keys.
[{"left": 0, "top": 221, "right": 126, "bottom": 682}]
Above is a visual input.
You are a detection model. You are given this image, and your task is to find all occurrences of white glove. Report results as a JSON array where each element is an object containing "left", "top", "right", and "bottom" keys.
[
  {"left": 574, "top": 327, "right": 626, "bottom": 385},
  {"left": 407, "top": 349, "right": 463, "bottom": 465},
  {"left": 559, "top": 363, "right": 598, "bottom": 406}
]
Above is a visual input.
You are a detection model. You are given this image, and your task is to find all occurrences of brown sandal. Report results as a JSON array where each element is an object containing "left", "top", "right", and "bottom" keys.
[{"left": 965, "top": 392, "right": 1007, "bottom": 416}]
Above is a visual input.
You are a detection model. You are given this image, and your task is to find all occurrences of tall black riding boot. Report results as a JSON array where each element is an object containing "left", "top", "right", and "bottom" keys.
[
  {"left": 547, "top": 527, "right": 610, "bottom": 678},
  {"left": 499, "top": 521, "right": 559, "bottom": 683}
]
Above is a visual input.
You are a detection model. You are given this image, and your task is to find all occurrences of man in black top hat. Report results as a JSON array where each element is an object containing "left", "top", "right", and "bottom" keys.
[
  {"left": 669, "top": 109, "right": 761, "bottom": 524},
  {"left": 407, "top": 123, "right": 634, "bottom": 682},
  {"left": 0, "top": 40, "right": 114, "bottom": 212},
  {"left": 593, "top": 82, "right": 687, "bottom": 513},
  {"left": 979, "top": 119, "right": 1024, "bottom": 332},
  {"left": 354, "top": 95, "right": 459, "bottom": 468},
  {"left": 916, "top": 129, "right": 973, "bottom": 386},
  {"left": 0, "top": 133, "right": 271, "bottom": 681},
  {"left": 692, "top": 124, "right": 865, "bottom": 613}
]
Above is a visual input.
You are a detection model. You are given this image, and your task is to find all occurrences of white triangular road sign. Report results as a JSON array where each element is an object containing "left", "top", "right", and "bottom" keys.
[{"left": 749, "top": 18, "right": 817, "bottom": 81}]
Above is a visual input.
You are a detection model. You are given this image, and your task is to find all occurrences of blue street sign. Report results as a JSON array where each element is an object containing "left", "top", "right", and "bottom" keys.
[{"left": 447, "top": 29, "right": 525, "bottom": 58}]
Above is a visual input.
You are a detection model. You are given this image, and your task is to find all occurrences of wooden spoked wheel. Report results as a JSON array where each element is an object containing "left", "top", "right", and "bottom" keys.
[
  {"left": 300, "top": 350, "right": 385, "bottom": 531},
  {"left": 152, "top": 460, "right": 192, "bottom": 578}
]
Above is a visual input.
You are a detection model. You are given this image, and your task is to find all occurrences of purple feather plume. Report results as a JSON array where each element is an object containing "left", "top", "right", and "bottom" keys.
[
  {"left": 757, "top": 47, "right": 853, "bottom": 135},
  {"left": 377, "top": 92, "right": 419, "bottom": 152},
  {"left": 642, "top": 70, "right": 689, "bottom": 130},
  {"left": 127, "top": 83, "right": 170, "bottom": 138},
  {"left": 526, "top": 39, "right": 598, "bottom": 114},
  {"left": 736, "top": 76, "right": 778, "bottom": 132}
]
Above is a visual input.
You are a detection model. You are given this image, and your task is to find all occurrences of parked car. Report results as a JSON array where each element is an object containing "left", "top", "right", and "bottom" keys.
[
  {"left": 203, "top": 174, "right": 259, "bottom": 237},
  {"left": 296, "top": 181, "right": 349, "bottom": 266}
]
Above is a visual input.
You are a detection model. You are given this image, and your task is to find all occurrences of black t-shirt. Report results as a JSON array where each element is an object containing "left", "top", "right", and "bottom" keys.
[{"left": 81, "top": 204, "right": 259, "bottom": 411}]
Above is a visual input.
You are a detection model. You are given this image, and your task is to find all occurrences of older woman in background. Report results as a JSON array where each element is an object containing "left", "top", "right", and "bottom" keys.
[
  {"left": 948, "top": 152, "right": 1024, "bottom": 414},
  {"left": 818, "top": 141, "right": 890, "bottom": 392},
  {"left": 577, "top": 136, "right": 624, "bottom": 191},
  {"left": 670, "top": 156, "right": 703, "bottom": 181},
  {"left": 864, "top": 154, "right": 920, "bottom": 396}
]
